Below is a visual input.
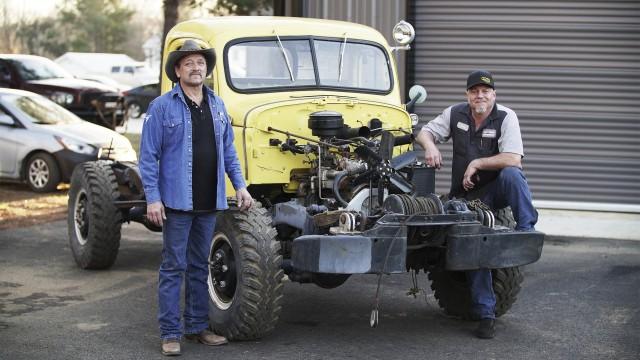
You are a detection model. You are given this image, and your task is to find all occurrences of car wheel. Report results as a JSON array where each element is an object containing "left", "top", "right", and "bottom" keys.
[
  {"left": 127, "top": 102, "right": 142, "bottom": 119},
  {"left": 26, "top": 152, "right": 60, "bottom": 192}
]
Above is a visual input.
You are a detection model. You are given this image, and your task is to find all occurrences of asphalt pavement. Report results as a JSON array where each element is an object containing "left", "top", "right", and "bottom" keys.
[{"left": 1, "top": 220, "right": 639, "bottom": 360}]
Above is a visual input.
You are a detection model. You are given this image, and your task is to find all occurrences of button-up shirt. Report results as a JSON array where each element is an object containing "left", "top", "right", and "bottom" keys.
[{"left": 139, "top": 85, "right": 246, "bottom": 211}]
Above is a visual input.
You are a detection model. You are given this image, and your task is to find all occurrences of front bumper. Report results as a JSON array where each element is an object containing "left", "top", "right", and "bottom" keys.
[
  {"left": 290, "top": 214, "right": 544, "bottom": 274},
  {"left": 52, "top": 150, "right": 97, "bottom": 181}
]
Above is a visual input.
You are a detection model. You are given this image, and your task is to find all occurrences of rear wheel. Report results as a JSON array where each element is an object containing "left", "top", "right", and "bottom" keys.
[
  {"left": 429, "top": 207, "right": 524, "bottom": 319},
  {"left": 208, "top": 204, "right": 283, "bottom": 340},
  {"left": 67, "top": 161, "right": 122, "bottom": 269},
  {"left": 26, "top": 152, "right": 60, "bottom": 192}
]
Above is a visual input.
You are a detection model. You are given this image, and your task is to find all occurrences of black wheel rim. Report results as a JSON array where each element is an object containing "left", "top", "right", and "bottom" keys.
[{"left": 208, "top": 233, "right": 237, "bottom": 309}]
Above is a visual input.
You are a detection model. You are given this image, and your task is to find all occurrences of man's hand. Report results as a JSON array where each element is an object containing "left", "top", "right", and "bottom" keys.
[
  {"left": 416, "top": 130, "right": 443, "bottom": 169},
  {"left": 424, "top": 142, "right": 443, "bottom": 169},
  {"left": 463, "top": 159, "right": 480, "bottom": 191},
  {"left": 236, "top": 188, "right": 254, "bottom": 211},
  {"left": 147, "top": 201, "right": 166, "bottom": 227}
]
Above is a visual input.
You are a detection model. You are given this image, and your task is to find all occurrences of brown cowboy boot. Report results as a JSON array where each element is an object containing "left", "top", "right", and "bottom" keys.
[
  {"left": 184, "top": 329, "right": 228, "bottom": 346},
  {"left": 161, "top": 338, "right": 181, "bottom": 356}
]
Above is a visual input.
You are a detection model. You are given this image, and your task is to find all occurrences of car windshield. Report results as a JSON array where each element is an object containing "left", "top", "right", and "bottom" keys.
[
  {"left": 227, "top": 38, "right": 391, "bottom": 92},
  {"left": 7, "top": 57, "right": 73, "bottom": 81},
  {"left": 3, "top": 93, "right": 80, "bottom": 125}
]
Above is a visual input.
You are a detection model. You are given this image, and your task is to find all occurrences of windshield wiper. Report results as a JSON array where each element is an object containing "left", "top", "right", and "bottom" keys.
[
  {"left": 274, "top": 30, "right": 295, "bottom": 82},
  {"left": 338, "top": 32, "right": 347, "bottom": 82}
]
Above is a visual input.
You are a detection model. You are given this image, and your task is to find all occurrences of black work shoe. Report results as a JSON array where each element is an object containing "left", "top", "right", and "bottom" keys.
[{"left": 474, "top": 318, "right": 496, "bottom": 339}]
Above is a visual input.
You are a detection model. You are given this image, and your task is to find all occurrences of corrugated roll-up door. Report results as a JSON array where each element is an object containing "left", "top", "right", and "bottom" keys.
[{"left": 408, "top": 1, "right": 640, "bottom": 211}]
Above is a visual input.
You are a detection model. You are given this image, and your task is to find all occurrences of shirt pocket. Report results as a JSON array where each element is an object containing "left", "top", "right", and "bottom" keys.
[
  {"left": 162, "top": 110, "right": 185, "bottom": 148},
  {"left": 453, "top": 128, "right": 468, "bottom": 156}
]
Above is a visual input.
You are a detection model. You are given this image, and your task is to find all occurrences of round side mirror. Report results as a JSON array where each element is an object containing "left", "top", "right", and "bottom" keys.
[{"left": 409, "top": 85, "right": 427, "bottom": 104}]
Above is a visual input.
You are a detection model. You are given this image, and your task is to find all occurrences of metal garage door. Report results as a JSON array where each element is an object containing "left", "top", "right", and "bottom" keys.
[{"left": 408, "top": 0, "right": 640, "bottom": 211}]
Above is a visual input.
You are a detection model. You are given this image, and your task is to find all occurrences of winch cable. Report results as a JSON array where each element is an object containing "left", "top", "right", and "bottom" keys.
[{"left": 370, "top": 221, "right": 406, "bottom": 328}]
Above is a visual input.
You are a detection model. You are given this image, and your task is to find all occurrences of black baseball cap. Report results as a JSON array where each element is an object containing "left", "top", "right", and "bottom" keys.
[{"left": 466, "top": 70, "right": 495, "bottom": 90}]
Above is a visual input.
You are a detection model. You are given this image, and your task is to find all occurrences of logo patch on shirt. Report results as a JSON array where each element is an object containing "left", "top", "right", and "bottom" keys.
[
  {"left": 144, "top": 114, "right": 152, "bottom": 124},
  {"left": 482, "top": 129, "right": 497, "bottom": 138},
  {"left": 456, "top": 122, "right": 469, "bottom": 131}
]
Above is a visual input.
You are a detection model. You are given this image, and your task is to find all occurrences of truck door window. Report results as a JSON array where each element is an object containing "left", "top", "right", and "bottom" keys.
[{"left": 111, "top": 66, "right": 121, "bottom": 73}]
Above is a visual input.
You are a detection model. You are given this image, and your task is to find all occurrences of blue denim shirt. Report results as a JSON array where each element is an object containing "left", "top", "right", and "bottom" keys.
[{"left": 139, "top": 85, "right": 246, "bottom": 211}]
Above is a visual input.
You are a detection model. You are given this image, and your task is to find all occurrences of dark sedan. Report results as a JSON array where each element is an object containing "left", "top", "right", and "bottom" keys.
[{"left": 123, "top": 82, "right": 158, "bottom": 119}]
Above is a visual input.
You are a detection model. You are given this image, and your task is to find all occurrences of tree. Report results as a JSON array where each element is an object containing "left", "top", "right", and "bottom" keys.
[
  {"left": 16, "top": 17, "right": 69, "bottom": 57},
  {"left": 58, "top": 0, "right": 135, "bottom": 54},
  {"left": 212, "top": 0, "right": 272, "bottom": 15}
]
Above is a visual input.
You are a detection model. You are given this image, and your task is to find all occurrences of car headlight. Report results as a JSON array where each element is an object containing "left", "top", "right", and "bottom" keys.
[
  {"left": 55, "top": 136, "right": 96, "bottom": 155},
  {"left": 410, "top": 113, "right": 419, "bottom": 127},
  {"left": 49, "top": 92, "right": 74, "bottom": 106}
]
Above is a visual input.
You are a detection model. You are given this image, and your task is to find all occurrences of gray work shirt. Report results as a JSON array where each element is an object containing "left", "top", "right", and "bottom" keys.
[{"left": 421, "top": 103, "right": 524, "bottom": 157}]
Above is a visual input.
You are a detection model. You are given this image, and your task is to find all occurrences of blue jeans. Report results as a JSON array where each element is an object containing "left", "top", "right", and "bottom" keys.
[
  {"left": 466, "top": 166, "right": 537, "bottom": 319},
  {"left": 158, "top": 210, "right": 217, "bottom": 339}
]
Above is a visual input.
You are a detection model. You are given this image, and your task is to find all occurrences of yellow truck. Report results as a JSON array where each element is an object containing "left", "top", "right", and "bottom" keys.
[{"left": 67, "top": 16, "right": 543, "bottom": 340}]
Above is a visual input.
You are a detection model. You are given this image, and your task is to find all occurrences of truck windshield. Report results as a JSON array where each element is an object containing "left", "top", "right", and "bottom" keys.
[
  {"left": 4, "top": 94, "right": 79, "bottom": 125},
  {"left": 227, "top": 38, "right": 391, "bottom": 92},
  {"left": 8, "top": 58, "right": 73, "bottom": 81}
]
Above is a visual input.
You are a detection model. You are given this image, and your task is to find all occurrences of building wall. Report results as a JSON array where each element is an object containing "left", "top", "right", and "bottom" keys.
[{"left": 408, "top": 0, "right": 640, "bottom": 211}]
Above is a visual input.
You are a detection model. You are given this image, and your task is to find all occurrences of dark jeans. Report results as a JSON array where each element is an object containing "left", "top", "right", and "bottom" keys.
[
  {"left": 466, "top": 166, "right": 537, "bottom": 319},
  {"left": 158, "top": 210, "right": 217, "bottom": 339}
]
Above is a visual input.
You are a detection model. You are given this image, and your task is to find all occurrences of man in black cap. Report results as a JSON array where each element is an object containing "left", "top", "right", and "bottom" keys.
[
  {"left": 139, "top": 39, "right": 254, "bottom": 355},
  {"left": 415, "top": 70, "right": 537, "bottom": 339}
]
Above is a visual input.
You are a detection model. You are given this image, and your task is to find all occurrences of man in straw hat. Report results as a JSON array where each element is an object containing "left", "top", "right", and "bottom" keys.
[{"left": 139, "top": 39, "right": 253, "bottom": 356}]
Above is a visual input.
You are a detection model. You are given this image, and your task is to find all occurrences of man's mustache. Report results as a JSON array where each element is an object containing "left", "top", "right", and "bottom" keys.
[{"left": 189, "top": 71, "right": 202, "bottom": 76}]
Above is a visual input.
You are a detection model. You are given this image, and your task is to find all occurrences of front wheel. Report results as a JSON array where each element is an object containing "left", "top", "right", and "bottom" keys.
[
  {"left": 67, "top": 161, "right": 122, "bottom": 269},
  {"left": 208, "top": 204, "right": 283, "bottom": 340},
  {"left": 26, "top": 152, "right": 60, "bottom": 192},
  {"left": 428, "top": 267, "right": 524, "bottom": 319},
  {"left": 429, "top": 206, "right": 524, "bottom": 319}
]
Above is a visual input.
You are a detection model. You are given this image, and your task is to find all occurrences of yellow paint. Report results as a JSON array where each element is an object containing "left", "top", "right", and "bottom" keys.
[{"left": 163, "top": 17, "right": 412, "bottom": 197}]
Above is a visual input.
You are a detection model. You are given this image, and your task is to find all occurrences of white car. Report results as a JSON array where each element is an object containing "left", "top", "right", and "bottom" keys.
[{"left": 0, "top": 89, "right": 137, "bottom": 192}]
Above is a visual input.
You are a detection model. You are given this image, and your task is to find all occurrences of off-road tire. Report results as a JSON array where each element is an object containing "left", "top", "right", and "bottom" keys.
[
  {"left": 67, "top": 161, "right": 122, "bottom": 269},
  {"left": 25, "top": 152, "right": 61, "bottom": 192},
  {"left": 429, "top": 207, "right": 523, "bottom": 319},
  {"left": 208, "top": 204, "right": 283, "bottom": 340}
]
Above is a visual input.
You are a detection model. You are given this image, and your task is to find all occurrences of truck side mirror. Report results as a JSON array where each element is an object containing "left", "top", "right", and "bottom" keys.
[{"left": 406, "top": 85, "right": 427, "bottom": 113}]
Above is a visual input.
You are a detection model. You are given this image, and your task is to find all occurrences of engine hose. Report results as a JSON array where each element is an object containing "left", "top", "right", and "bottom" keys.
[{"left": 333, "top": 171, "right": 350, "bottom": 207}]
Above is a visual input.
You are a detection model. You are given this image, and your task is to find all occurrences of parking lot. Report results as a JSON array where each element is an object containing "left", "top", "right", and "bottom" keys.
[{"left": 1, "top": 205, "right": 639, "bottom": 359}]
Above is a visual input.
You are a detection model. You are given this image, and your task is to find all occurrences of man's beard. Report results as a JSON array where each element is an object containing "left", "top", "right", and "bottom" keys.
[{"left": 474, "top": 104, "right": 488, "bottom": 114}]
